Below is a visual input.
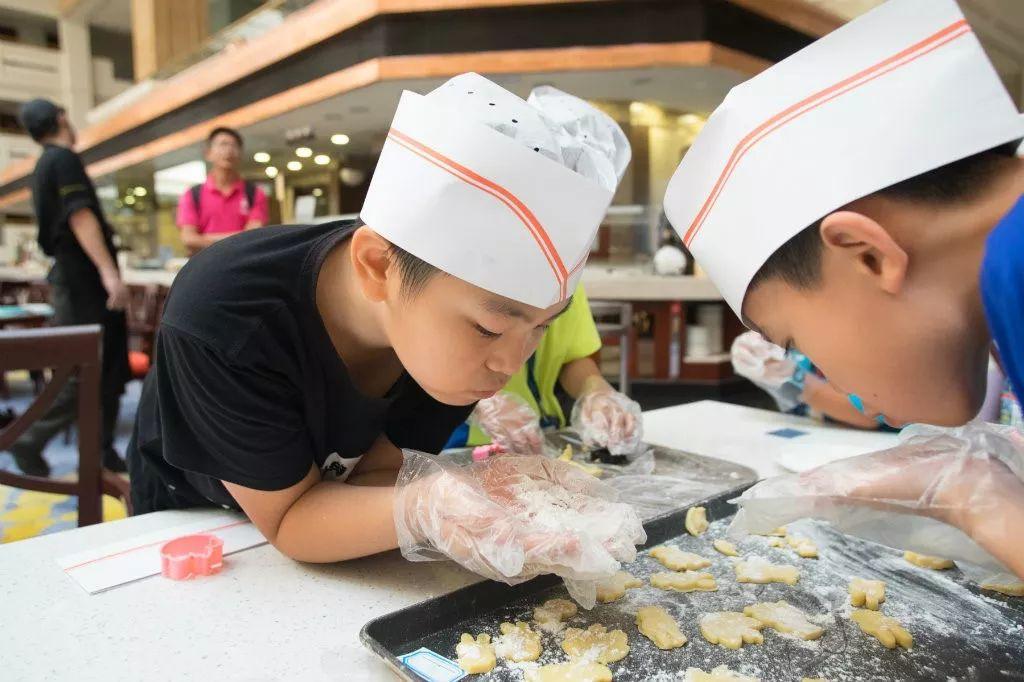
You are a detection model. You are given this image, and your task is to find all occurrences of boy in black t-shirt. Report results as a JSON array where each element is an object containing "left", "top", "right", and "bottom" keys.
[{"left": 128, "top": 73, "right": 641, "bottom": 582}]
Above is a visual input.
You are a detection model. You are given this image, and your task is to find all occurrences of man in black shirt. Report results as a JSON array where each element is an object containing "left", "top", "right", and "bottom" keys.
[{"left": 7, "top": 99, "right": 129, "bottom": 476}]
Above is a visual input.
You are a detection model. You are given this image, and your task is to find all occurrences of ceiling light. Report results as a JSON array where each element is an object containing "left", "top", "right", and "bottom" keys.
[
  {"left": 253, "top": 152, "right": 271, "bottom": 163},
  {"left": 313, "top": 154, "right": 330, "bottom": 166},
  {"left": 133, "top": 187, "right": 147, "bottom": 197},
  {"left": 330, "top": 134, "right": 350, "bottom": 146},
  {"left": 312, "top": 188, "right": 323, "bottom": 197},
  {"left": 295, "top": 147, "right": 312, "bottom": 158},
  {"left": 265, "top": 166, "right": 279, "bottom": 178},
  {"left": 286, "top": 161, "right": 302, "bottom": 171}
]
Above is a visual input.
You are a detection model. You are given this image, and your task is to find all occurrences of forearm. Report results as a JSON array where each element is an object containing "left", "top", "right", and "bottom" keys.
[
  {"left": 274, "top": 481, "right": 399, "bottom": 562},
  {"left": 69, "top": 209, "right": 118, "bottom": 276},
  {"left": 801, "top": 375, "right": 878, "bottom": 429},
  {"left": 180, "top": 227, "right": 228, "bottom": 254},
  {"left": 559, "top": 357, "right": 610, "bottom": 398}
]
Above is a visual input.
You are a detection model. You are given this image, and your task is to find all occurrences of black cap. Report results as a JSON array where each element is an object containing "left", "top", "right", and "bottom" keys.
[{"left": 18, "top": 99, "right": 63, "bottom": 142}]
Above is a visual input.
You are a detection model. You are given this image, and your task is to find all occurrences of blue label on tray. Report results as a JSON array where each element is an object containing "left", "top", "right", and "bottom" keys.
[
  {"left": 767, "top": 428, "right": 808, "bottom": 439},
  {"left": 398, "top": 648, "right": 466, "bottom": 682}
]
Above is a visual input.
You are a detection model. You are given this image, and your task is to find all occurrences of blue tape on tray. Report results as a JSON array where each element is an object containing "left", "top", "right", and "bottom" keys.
[
  {"left": 398, "top": 648, "right": 467, "bottom": 682},
  {"left": 767, "top": 428, "right": 808, "bottom": 439}
]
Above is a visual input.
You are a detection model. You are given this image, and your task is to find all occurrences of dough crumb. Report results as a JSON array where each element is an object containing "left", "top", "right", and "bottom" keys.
[
  {"left": 735, "top": 559, "right": 799, "bottom": 585},
  {"left": 699, "top": 611, "right": 764, "bottom": 649},
  {"left": 904, "top": 550, "right": 954, "bottom": 570},
  {"left": 561, "top": 624, "right": 629, "bottom": 663},
  {"left": 713, "top": 539, "right": 739, "bottom": 557},
  {"left": 849, "top": 577, "right": 886, "bottom": 610},
  {"left": 685, "top": 506, "right": 709, "bottom": 536},
  {"left": 595, "top": 570, "right": 643, "bottom": 603},
  {"left": 456, "top": 632, "right": 496, "bottom": 673},
  {"left": 743, "top": 600, "right": 823, "bottom": 640},
  {"left": 650, "top": 545, "right": 712, "bottom": 571},
  {"left": 851, "top": 608, "right": 913, "bottom": 650},
  {"left": 651, "top": 570, "right": 717, "bottom": 592},
  {"left": 495, "top": 621, "right": 542, "bottom": 662},
  {"left": 635, "top": 605, "right": 687, "bottom": 650},
  {"left": 526, "top": 661, "right": 612, "bottom": 682}
]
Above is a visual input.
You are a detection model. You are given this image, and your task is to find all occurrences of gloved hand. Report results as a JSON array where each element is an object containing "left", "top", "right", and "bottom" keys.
[
  {"left": 730, "top": 331, "right": 806, "bottom": 412},
  {"left": 729, "top": 422, "right": 1024, "bottom": 579},
  {"left": 471, "top": 392, "right": 546, "bottom": 455},
  {"left": 394, "top": 451, "right": 647, "bottom": 606},
  {"left": 570, "top": 378, "right": 643, "bottom": 456}
]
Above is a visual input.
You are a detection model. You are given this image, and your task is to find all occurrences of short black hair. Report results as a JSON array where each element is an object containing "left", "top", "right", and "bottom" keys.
[
  {"left": 18, "top": 99, "right": 62, "bottom": 142},
  {"left": 206, "top": 126, "right": 243, "bottom": 147},
  {"left": 748, "top": 141, "right": 1021, "bottom": 292},
  {"left": 351, "top": 219, "right": 440, "bottom": 297}
]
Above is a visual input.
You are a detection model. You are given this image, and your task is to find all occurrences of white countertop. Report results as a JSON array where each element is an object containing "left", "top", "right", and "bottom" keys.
[
  {"left": 580, "top": 267, "right": 722, "bottom": 302},
  {"left": 2, "top": 264, "right": 722, "bottom": 303},
  {"left": 0, "top": 400, "right": 894, "bottom": 680}
]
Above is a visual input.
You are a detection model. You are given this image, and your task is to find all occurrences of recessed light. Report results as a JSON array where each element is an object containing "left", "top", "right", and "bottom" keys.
[
  {"left": 133, "top": 187, "right": 147, "bottom": 197},
  {"left": 314, "top": 154, "right": 330, "bottom": 166},
  {"left": 287, "top": 161, "right": 303, "bottom": 171},
  {"left": 330, "top": 134, "right": 350, "bottom": 146},
  {"left": 295, "top": 147, "right": 313, "bottom": 158},
  {"left": 265, "top": 166, "right": 279, "bottom": 178},
  {"left": 253, "top": 152, "right": 271, "bottom": 163}
]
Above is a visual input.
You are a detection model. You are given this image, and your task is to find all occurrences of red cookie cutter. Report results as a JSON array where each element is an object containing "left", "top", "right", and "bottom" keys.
[
  {"left": 472, "top": 443, "right": 506, "bottom": 462},
  {"left": 160, "top": 534, "right": 224, "bottom": 580}
]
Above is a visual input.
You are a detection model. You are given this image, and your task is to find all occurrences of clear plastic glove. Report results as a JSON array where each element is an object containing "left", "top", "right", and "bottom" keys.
[
  {"left": 571, "top": 383, "right": 643, "bottom": 456},
  {"left": 729, "top": 422, "right": 1024, "bottom": 579},
  {"left": 394, "top": 451, "right": 647, "bottom": 606},
  {"left": 471, "top": 392, "right": 546, "bottom": 455},
  {"left": 730, "top": 331, "right": 803, "bottom": 412}
]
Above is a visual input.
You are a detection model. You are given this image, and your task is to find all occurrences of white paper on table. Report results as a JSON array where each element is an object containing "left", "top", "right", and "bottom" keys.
[{"left": 56, "top": 512, "right": 267, "bottom": 594}]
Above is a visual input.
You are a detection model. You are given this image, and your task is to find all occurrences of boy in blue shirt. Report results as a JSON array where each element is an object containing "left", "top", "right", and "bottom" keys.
[{"left": 664, "top": 0, "right": 1024, "bottom": 577}]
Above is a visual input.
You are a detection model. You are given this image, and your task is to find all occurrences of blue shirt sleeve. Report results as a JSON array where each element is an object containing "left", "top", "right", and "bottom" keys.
[{"left": 980, "top": 195, "right": 1024, "bottom": 399}]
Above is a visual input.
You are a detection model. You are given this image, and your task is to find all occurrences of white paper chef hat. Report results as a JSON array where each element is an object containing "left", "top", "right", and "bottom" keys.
[
  {"left": 664, "top": 0, "right": 1024, "bottom": 317},
  {"left": 361, "top": 73, "right": 630, "bottom": 308}
]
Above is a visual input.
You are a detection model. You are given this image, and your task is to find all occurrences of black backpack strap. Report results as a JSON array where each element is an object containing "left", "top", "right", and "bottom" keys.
[
  {"left": 189, "top": 184, "right": 202, "bottom": 213},
  {"left": 244, "top": 181, "right": 256, "bottom": 210}
]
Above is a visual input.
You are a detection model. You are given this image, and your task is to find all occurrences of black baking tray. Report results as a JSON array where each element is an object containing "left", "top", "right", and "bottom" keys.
[{"left": 361, "top": 484, "right": 1024, "bottom": 681}]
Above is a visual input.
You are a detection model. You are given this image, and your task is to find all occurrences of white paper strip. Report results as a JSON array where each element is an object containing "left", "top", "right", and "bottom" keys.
[{"left": 56, "top": 512, "right": 267, "bottom": 594}]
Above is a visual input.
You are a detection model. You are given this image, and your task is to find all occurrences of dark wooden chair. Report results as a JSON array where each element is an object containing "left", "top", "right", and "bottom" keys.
[
  {"left": 0, "top": 325, "right": 131, "bottom": 527},
  {"left": 126, "top": 284, "right": 168, "bottom": 377}
]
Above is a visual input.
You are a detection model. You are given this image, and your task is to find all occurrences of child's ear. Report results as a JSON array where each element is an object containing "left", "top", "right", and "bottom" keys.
[
  {"left": 349, "top": 226, "right": 393, "bottom": 303},
  {"left": 819, "top": 210, "right": 908, "bottom": 295}
]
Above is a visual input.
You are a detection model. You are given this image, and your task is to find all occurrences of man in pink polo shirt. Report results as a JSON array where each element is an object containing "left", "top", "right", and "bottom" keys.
[{"left": 177, "top": 127, "right": 269, "bottom": 255}]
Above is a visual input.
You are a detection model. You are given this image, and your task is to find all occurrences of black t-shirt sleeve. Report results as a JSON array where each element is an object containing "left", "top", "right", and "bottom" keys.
[
  {"left": 154, "top": 323, "right": 314, "bottom": 492},
  {"left": 48, "top": 148, "right": 96, "bottom": 222}
]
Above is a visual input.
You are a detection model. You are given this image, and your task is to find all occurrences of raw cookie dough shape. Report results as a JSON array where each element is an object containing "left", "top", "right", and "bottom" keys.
[
  {"left": 559, "top": 444, "right": 604, "bottom": 477},
  {"left": 787, "top": 535, "right": 819, "bottom": 558},
  {"left": 494, "top": 621, "right": 542, "bottom": 662},
  {"left": 651, "top": 570, "right": 718, "bottom": 592},
  {"left": 650, "top": 545, "right": 712, "bottom": 571},
  {"left": 755, "top": 526, "right": 787, "bottom": 537},
  {"left": 456, "top": 633, "right": 496, "bottom": 673},
  {"left": 534, "top": 598, "right": 578, "bottom": 624},
  {"left": 980, "top": 579, "right": 1024, "bottom": 597},
  {"left": 768, "top": 537, "right": 786, "bottom": 548},
  {"left": 684, "top": 666, "right": 761, "bottom": 682},
  {"left": 685, "top": 506, "right": 709, "bottom": 536},
  {"left": 849, "top": 577, "right": 886, "bottom": 610},
  {"left": 743, "top": 600, "right": 823, "bottom": 640},
  {"left": 561, "top": 624, "right": 630, "bottom": 663},
  {"left": 699, "top": 611, "right": 765, "bottom": 649},
  {"left": 595, "top": 570, "right": 643, "bottom": 603},
  {"left": 904, "top": 550, "right": 954, "bottom": 570},
  {"left": 735, "top": 559, "right": 799, "bottom": 585},
  {"left": 526, "top": 661, "right": 613, "bottom": 682},
  {"left": 713, "top": 539, "right": 739, "bottom": 557},
  {"left": 851, "top": 609, "right": 913, "bottom": 650},
  {"left": 635, "top": 605, "right": 687, "bottom": 650}
]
